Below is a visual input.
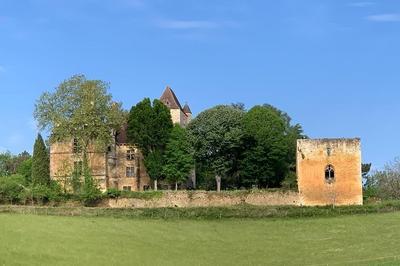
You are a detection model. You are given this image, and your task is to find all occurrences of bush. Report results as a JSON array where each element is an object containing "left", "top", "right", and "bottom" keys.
[
  {"left": 0, "top": 175, "right": 25, "bottom": 204},
  {"left": 105, "top": 188, "right": 121, "bottom": 199}
]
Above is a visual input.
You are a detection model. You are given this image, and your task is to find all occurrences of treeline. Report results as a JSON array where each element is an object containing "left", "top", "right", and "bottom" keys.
[{"left": 127, "top": 100, "right": 305, "bottom": 191}]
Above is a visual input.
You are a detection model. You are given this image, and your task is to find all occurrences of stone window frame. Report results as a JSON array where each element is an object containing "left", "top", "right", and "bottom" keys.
[
  {"left": 325, "top": 164, "right": 335, "bottom": 184},
  {"left": 126, "top": 166, "right": 135, "bottom": 178},
  {"left": 126, "top": 150, "right": 135, "bottom": 161}
]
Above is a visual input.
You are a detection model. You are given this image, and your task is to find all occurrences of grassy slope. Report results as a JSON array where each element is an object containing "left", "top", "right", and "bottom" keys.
[{"left": 0, "top": 213, "right": 400, "bottom": 265}]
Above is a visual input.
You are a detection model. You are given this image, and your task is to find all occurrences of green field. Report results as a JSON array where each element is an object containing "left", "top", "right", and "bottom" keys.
[{"left": 0, "top": 212, "right": 400, "bottom": 265}]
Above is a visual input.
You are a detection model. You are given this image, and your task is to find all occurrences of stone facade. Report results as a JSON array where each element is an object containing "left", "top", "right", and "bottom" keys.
[
  {"left": 50, "top": 87, "right": 192, "bottom": 192},
  {"left": 297, "top": 138, "right": 363, "bottom": 206}
]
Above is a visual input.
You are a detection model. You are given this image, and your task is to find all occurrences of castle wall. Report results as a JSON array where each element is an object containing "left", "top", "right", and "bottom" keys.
[
  {"left": 297, "top": 139, "right": 363, "bottom": 206},
  {"left": 50, "top": 141, "right": 108, "bottom": 190},
  {"left": 50, "top": 141, "right": 150, "bottom": 192}
]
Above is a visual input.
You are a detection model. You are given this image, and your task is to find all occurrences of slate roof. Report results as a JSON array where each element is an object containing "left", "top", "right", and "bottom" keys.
[
  {"left": 183, "top": 103, "right": 192, "bottom": 114},
  {"left": 160, "top": 86, "right": 183, "bottom": 110}
]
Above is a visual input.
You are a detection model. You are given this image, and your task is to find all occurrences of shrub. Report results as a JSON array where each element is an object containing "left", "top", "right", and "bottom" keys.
[
  {"left": 105, "top": 188, "right": 121, "bottom": 199},
  {"left": 0, "top": 175, "right": 25, "bottom": 204}
]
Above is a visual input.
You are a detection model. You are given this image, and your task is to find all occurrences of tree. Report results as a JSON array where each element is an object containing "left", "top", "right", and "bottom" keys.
[
  {"left": 17, "top": 158, "right": 32, "bottom": 183},
  {"left": 31, "top": 134, "right": 50, "bottom": 186},
  {"left": 34, "top": 74, "right": 125, "bottom": 188},
  {"left": 187, "top": 105, "right": 244, "bottom": 192},
  {"left": 163, "top": 125, "right": 194, "bottom": 190},
  {"left": 239, "top": 105, "right": 305, "bottom": 188},
  {"left": 127, "top": 98, "right": 173, "bottom": 190}
]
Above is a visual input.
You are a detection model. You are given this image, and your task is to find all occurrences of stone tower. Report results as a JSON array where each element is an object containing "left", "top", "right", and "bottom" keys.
[
  {"left": 297, "top": 138, "right": 363, "bottom": 206},
  {"left": 160, "top": 86, "right": 192, "bottom": 127}
]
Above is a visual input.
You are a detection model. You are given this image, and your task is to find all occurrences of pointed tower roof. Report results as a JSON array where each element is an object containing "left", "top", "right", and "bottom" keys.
[
  {"left": 183, "top": 103, "right": 192, "bottom": 114},
  {"left": 160, "top": 86, "right": 183, "bottom": 110}
]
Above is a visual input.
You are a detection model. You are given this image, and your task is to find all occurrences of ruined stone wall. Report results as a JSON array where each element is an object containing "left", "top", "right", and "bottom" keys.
[
  {"left": 111, "top": 145, "right": 151, "bottom": 191},
  {"left": 50, "top": 140, "right": 107, "bottom": 191},
  {"left": 105, "top": 190, "right": 300, "bottom": 208},
  {"left": 297, "top": 139, "right": 363, "bottom": 206}
]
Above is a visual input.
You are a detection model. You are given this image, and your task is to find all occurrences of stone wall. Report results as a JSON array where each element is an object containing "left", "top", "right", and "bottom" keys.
[{"left": 105, "top": 190, "right": 300, "bottom": 208}]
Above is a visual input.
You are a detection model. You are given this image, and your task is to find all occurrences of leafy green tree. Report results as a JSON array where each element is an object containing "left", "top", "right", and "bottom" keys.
[
  {"left": 34, "top": 74, "right": 125, "bottom": 171},
  {"left": 17, "top": 158, "right": 32, "bottom": 183},
  {"left": 0, "top": 152, "right": 13, "bottom": 176},
  {"left": 188, "top": 105, "right": 244, "bottom": 192},
  {"left": 31, "top": 134, "right": 50, "bottom": 186},
  {"left": 240, "top": 105, "right": 305, "bottom": 188},
  {"left": 163, "top": 125, "right": 194, "bottom": 190},
  {"left": 127, "top": 98, "right": 173, "bottom": 190},
  {"left": 34, "top": 75, "right": 125, "bottom": 192}
]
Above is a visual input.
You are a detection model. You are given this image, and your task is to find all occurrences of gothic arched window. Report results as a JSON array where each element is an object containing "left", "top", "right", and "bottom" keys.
[{"left": 325, "top": 165, "right": 335, "bottom": 183}]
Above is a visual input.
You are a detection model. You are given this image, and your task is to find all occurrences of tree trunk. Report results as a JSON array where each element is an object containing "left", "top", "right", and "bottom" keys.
[
  {"left": 154, "top": 179, "right": 158, "bottom": 191},
  {"left": 216, "top": 175, "right": 221, "bottom": 192},
  {"left": 175, "top": 182, "right": 178, "bottom": 191}
]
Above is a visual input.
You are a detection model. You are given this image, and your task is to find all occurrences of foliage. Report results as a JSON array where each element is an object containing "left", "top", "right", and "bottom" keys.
[
  {"left": 31, "top": 134, "right": 50, "bottom": 186},
  {"left": 163, "top": 125, "right": 194, "bottom": 189},
  {"left": 239, "top": 105, "right": 305, "bottom": 188},
  {"left": 105, "top": 188, "right": 121, "bottom": 199},
  {"left": 187, "top": 105, "right": 245, "bottom": 190},
  {"left": 368, "top": 159, "right": 400, "bottom": 200},
  {"left": 0, "top": 175, "right": 25, "bottom": 204},
  {"left": 80, "top": 157, "right": 102, "bottom": 206},
  {"left": 34, "top": 74, "right": 125, "bottom": 157},
  {"left": 17, "top": 157, "right": 32, "bottom": 183},
  {"left": 0, "top": 151, "right": 31, "bottom": 177},
  {"left": 127, "top": 98, "right": 173, "bottom": 156},
  {"left": 127, "top": 98, "right": 173, "bottom": 183}
]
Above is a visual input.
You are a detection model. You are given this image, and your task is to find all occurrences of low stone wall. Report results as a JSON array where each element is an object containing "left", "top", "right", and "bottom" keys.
[{"left": 105, "top": 190, "right": 300, "bottom": 208}]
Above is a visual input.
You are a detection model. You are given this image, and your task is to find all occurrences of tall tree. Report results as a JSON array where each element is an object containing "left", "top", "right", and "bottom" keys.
[
  {"left": 31, "top": 134, "right": 50, "bottom": 186},
  {"left": 240, "top": 105, "right": 305, "bottom": 188},
  {"left": 127, "top": 98, "right": 173, "bottom": 190},
  {"left": 34, "top": 74, "right": 125, "bottom": 176},
  {"left": 187, "top": 105, "right": 244, "bottom": 192},
  {"left": 163, "top": 125, "right": 194, "bottom": 190}
]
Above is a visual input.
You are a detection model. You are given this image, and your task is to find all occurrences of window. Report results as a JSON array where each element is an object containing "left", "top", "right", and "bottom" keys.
[
  {"left": 73, "top": 138, "right": 82, "bottom": 154},
  {"left": 73, "top": 161, "right": 83, "bottom": 176},
  {"left": 126, "top": 150, "right": 135, "bottom": 161},
  {"left": 126, "top": 167, "right": 135, "bottom": 178},
  {"left": 327, "top": 147, "right": 332, "bottom": 156},
  {"left": 123, "top": 186, "right": 132, "bottom": 192},
  {"left": 325, "top": 165, "right": 335, "bottom": 183}
]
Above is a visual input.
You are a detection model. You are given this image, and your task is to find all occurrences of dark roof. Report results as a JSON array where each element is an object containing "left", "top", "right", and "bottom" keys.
[
  {"left": 160, "top": 86, "right": 183, "bottom": 110},
  {"left": 116, "top": 124, "right": 128, "bottom": 144},
  {"left": 183, "top": 103, "right": 192, "bottom": 114}
]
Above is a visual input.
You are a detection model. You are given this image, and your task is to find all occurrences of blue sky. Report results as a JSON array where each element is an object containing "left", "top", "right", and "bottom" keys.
[{"left": 0, "top": 0, "right": 399, "bottom": 169}]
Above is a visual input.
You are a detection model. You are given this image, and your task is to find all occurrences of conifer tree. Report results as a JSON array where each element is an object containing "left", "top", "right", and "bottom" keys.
[{"left": 31, "top": 134, "right": 50, "bottom": 186}]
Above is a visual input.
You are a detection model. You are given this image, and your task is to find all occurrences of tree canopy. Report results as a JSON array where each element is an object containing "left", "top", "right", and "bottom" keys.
[
  {"left": 127, "top": 98, "right": 173, "bottom": 188},
  {"left": 187, "top": 105, "right": 245, "bottom": 191},
  {"left": 34, "top": 74, "right": 125, "bottom": 153},
  {"left": 163, "top": 125, "right": 194, "bottom": 190},
  {"left": 240, "top": 105, "right": 304, "bottom": 188},
  {"left": 31, "top": 134, "right": 50, "bottom": 186}
]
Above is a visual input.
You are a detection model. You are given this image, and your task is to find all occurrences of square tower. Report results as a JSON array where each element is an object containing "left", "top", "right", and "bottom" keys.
[{"left": 297, "top": 138, "right": 363, "bottom": 206}]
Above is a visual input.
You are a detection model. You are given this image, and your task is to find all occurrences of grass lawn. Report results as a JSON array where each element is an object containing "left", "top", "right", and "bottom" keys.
[{"left": 0, "top": 212, "right": 400, "bottom": 265}]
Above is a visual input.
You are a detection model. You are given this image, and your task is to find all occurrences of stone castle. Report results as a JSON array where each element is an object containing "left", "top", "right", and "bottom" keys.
[
  {"left": 50, "top": 87, "right": 363, "bottom": 206},
  {"left": 50, "top": 87, "right": 192, "bottom": 192}
]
